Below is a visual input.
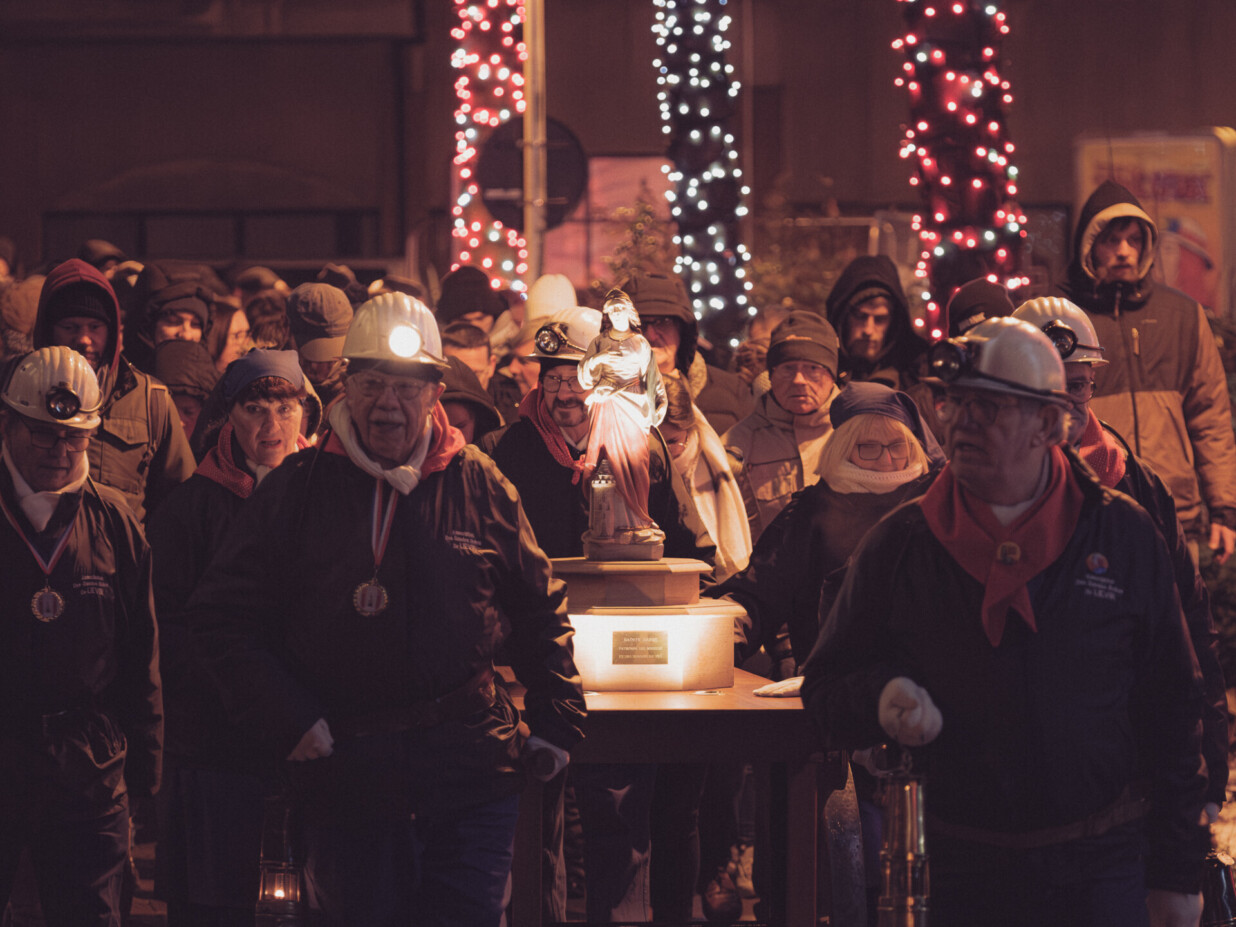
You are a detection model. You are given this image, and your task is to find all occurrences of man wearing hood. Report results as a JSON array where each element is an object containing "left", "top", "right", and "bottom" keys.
[
  {"left": 620, "top": 271, "right": 753, "bottom": 435},
  {"left": 825, "top": 255, "right": 929, "bottom": 390},
  {"left": 440, "top": 355, "right": 503, "bottom": 445},
  {"left": 33, "top": 259, "right": 195, "bottom": 523},
  {"left": 1056, "top": 179, "right": 1236, "bottom": 562}
]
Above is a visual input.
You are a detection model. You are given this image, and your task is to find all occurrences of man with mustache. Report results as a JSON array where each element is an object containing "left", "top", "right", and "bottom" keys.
[
  {"left": 1055, "top": 179, "right": 1236, "bottom": 566},
  {"left": 480, "top": 304, "right": 714, "bottom": 924},
  {"left": 802, "top": 317, "right": 1208, "bottom": 927}
]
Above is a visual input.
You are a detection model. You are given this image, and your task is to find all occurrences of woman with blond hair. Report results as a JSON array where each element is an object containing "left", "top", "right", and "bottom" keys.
[{"left": 711, "top": 381, "right": 942, "bottom": 669}]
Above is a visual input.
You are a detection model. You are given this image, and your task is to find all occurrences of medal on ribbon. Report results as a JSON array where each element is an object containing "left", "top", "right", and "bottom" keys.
[
  {"left": 0, "top": 490, "right": 76, "bottom": 623},
  {"left": 32, "top": 586, "right": 66, "bottom": 622},
  {"left": 355, "top": 479, "right": 398, "bottom": 616}
]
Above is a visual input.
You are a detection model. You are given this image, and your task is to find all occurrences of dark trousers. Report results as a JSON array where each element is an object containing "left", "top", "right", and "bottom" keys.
[
  {"left": 927, "top": 827, "right": 1149, "bottom": 927},
  {"left": 0, "top": 800, "right": 129, "bottom": 927},
  {"left": 302, "top": 791, "right": 520, "bottom": 927},
  {"left": 573, "top": 763, "right": 657, "bottom": 922}
]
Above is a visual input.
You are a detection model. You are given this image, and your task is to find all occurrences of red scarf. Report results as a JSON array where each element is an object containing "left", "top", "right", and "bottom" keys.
[
  {"left": 197, "top": 423, "right": 312, "bottom": 499},
  {"left": 322, "top": 401, "right": 466, "bottom": 477},
  {"left": 1076, "top": 408, "right": 1127, "bottom": 488},
  {"left": 518, "top": 387, "right": 585, "bottom": 483},
  {"left": 196, "top": 423, "right": 256, "bottom": 499},
  {"left": 919, "top": 446, "right": 1084, "bottom": 647}
]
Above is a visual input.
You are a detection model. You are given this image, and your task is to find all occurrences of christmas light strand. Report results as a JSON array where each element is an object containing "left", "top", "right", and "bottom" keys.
[
  {"left": 450, "top": 0, "right": 529, "bottom": 291},
  {"left": 652, "top": 0, "right": 752, "bottom": 348},
  {"left": 894, "top": 0, "right": 1027, "bottom": 331}
]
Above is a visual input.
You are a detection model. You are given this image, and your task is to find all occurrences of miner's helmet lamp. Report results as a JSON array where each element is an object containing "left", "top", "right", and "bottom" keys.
[
  {"left": 342, "top": 292, "right": 448, "bottom": 369},
  {"left": 2, "top": 346, "right": 103, "bottom": 429},
  {"left": 527, "top": 306, "right": 603, "bottom": 362},
  {"left": 927, "top": 316, "right": 1071, "bottom": 405},
  {"left": 534, "top": 322, "right": 580, "bottom": 358},
  {"left": 1011, "top": 296, "right": 1109, "bottom": 366}
]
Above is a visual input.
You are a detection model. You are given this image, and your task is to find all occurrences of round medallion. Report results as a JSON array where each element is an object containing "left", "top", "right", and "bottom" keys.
[
  {"left": 353, "top": 580, "right": 390, "bottom": 617},
  {"left": 31, "top": 587, "right": 65, "bottom": 622}
]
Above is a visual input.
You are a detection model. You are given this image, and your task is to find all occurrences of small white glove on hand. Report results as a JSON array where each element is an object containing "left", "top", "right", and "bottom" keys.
[
  {"left": 1145, "top": 888, "right": 1202, "bottom": 927},
  {"left": 753, "top": 676, "right": 803, "bottom": 698},
  {"left": 523, "top": 734, "right": 570, "bottom": 781},
  {"left": 878, "top": 677, "right": 943, "bottom": 746},
  {"left": 287, "top": 717, "right": 334, "bottom": 761}
]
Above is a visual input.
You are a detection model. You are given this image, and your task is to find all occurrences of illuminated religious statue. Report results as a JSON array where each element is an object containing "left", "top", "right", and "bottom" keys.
[{"left": 579, "top": 287, "right": 668, "bottom": 559}]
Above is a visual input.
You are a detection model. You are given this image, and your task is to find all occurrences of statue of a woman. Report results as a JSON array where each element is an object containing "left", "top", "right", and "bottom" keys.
[{"left": 578, "top": 287, "right": 668, "bottom": 557}]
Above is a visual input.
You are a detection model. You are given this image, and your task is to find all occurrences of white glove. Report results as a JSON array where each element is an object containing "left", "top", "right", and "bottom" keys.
[
  {"left": 522, "top": 734, "right": 570, "bottom": 781},
  {"left": 753, "top": 676, "right": 803, "bottom": 698},
  {"left": 287, "top": 717, "right": 334, "bottom": 761},
  {"left": 1145, "top": 888, "right": 1202, "bottom": 927},
  {"left": 878, "top": 677, "right": 942, "bottom": 746}
]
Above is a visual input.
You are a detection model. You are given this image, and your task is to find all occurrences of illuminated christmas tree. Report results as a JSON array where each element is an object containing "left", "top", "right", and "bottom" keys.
[
  {"left": 652, "top": 0, "right": 752, "bottom": 350},
  {"left": 449, "top": 0, "right": 528, "bottom": 292},
  {"left": 893, "top": 0, "right": 1027, "bottom": 329}
]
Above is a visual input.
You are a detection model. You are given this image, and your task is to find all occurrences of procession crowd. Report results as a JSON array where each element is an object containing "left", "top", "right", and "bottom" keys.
[{"left": 0, "top": 177, "right": 1231, "bottom": 927}]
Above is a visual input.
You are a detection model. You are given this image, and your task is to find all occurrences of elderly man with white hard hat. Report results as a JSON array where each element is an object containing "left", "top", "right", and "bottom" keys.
[
  {"left": 0, "top": 346, "right": 162, "bottom": 926},
  {"left": 802, "top": 316, "right": 1208, "bottom": 927},
  {"left": 188, "top": 292, "right": 586, "bottom": 926}
]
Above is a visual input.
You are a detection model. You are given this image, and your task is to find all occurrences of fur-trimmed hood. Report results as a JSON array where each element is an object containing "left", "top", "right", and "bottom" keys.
[{"left": 1069, "top": 179, "right": 1159, "bottom": 285}]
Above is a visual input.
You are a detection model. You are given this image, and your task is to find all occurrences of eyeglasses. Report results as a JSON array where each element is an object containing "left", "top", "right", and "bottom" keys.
[
  {"left": 935, "top": 391, "right": 1022, "bottom": 428},
  {"left": 22, "top": 420, "right": 92, "bottom": 452},
  {"left": 855, "top": 440, "right": 909, "bottom": 461},
  {"left": 349, "top": 373, "right": 432, "bottom": 401},
  {"left": 1065, "top": 377, "right": 1095, "bottom": 401},
  {"left": 541, "top": 372, "right": 585, "bottom": 394},
  {"left": 642, "top": 317, "right": 678, "bottom": 331},
  {"left": 770, "top": 362, "right": 830, "bottom": 383}
]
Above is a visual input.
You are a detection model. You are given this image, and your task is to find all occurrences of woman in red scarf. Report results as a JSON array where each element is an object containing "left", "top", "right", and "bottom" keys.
[{"left": 147, "top": 349, "right": 319, "bottom": 927}]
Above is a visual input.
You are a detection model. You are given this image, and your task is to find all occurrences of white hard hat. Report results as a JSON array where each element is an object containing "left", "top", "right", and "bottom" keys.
[
  {"left": 343, "top": 292, "right": 447, "bottom": 369},
  {"left": 3, "top": 346, "right": 102, "bottom": 429},
  {"left": 528, "top": 306, "right": 603, "bottom": 362},
  {"left": 1011, "top": 296, "right": 1108, "bottom": 366},
  {"left": 927, "top": 316, "right": 1069, "bottom": 404}
]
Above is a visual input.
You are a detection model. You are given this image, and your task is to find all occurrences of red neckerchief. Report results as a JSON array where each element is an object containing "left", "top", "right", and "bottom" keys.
[
  {"left": 197, "top": 422, "right": 312, "bottom": 500},
  {"left": 196, "top": 423, "right": 255, "bottom": 499},
  {"left": 518, "top": 387, "right": 585, "bottom": 483},
  {"left": 322, "top": 401, "right": 466, "bottom": 477},
  {"left": 1076, "top": 408, "right": 1127, "bottom": 488},
  {"left": 919, "top": 446, "right": 1084, "bottom": 647}
]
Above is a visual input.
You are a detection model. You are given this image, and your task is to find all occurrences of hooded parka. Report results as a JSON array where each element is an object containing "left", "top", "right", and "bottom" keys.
[
  {"left": 1056, "top": 180, "right": 1236, "bottom": 537},
  {"left": 33, "top": 260, "right": 195, "bottom": 523}
]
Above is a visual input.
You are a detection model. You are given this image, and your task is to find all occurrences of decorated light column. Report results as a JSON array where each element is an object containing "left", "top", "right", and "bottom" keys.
[
  {"left": 652, "top": 0, "right": 752, "bottom": 350},
  {"left": 893, "top": 0, "right": 1028, "bottom": 332},
  {"left": 450, "top": 0, "right": 529, "bottom": 290}
]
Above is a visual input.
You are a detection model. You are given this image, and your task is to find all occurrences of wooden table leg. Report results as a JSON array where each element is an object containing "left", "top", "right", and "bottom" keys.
[{"left": 511, "top": 778, "right": 544, "bottom": 927}]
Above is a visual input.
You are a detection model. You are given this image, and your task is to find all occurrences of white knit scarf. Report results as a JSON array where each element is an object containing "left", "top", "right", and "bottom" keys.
[
  {"left": 328, "top": 400, "right": 432, "bottom": 495},
  {"left": 824, "top": 458, "right": 926, "bottom": 495},
  {"left": 3, "top": 445, "right": 90, "bottom": 532}
]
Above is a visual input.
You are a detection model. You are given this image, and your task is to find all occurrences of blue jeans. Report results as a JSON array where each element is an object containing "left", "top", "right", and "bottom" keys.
[{"left": 303, "top": 792, "right": 520, "bottom": 927}]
